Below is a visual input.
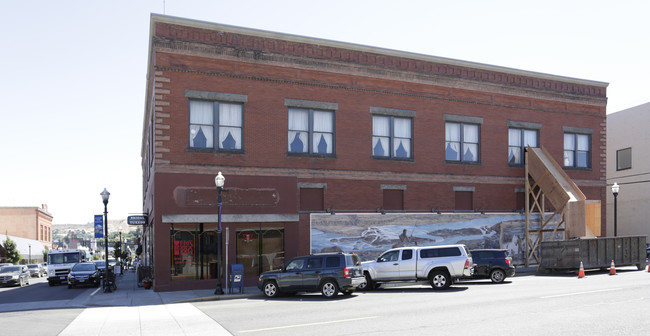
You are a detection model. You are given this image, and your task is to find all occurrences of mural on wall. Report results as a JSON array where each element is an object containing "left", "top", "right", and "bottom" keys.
[{"left": 311, "top": 213, "right": 563, "bottom": 265}]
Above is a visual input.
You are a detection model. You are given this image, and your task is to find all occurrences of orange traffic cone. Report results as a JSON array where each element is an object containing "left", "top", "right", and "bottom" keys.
[
  {"left": 578, "top": 261, "right": 585, "bottom": 278},
  {"left": 609, "top": 260, "right": 616, "bottom": 275}
]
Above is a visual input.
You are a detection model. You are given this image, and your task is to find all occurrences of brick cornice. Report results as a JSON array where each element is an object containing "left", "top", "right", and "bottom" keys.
[{"left": 150, "top": 17, "right": 607, "bottom": 100}]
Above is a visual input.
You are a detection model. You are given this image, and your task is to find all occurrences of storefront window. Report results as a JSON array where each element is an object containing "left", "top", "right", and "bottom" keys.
[
  {"left": 237, "top": 228, "right": 284, "bottom": 278},
  {"left": 170, "top": 223, "right": 218, "bottom": 281}
]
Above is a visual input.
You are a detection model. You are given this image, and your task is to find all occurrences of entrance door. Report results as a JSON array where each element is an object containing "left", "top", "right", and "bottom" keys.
[{"left": 236, "top": 227, "right": 285, "bottom": 278}]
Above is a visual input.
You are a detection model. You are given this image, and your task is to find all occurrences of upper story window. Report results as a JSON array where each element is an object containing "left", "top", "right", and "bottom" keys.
[
  {"left": 444, "top": 114, "right": 483, "bottom": 164},
  {"left": 563, "top": 126, "right": 592, "bottom": 169},
  {"left": 185, "top": 90, "right": 247, "bottom": 152},
  {"left": 285, "top": 99, "right": 337, "bottom": 156},
  {"left": 507, "top": 121, "right": 541, "bottom": 166},
  {"left": 371, "top": 107, "right": 415, "bottom": 160}
]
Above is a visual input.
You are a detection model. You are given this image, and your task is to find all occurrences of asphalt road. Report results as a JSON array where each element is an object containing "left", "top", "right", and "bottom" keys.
[
  {"left": 0, "top": 275, "right": 86, "bottom": 303},
  {"left": 0, "top": 267, "right": 649, "bottom": 335},
  {"left": 195, "top": 267, "right": 650, "bottom": 335}
]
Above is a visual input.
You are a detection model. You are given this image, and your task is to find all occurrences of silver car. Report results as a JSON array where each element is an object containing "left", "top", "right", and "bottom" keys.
[
  {"left": 27, "top": 264, "right": 46, "bottom": 277},
  {"left": 0, "top": 265, "right": 31, "bottom": 287}
]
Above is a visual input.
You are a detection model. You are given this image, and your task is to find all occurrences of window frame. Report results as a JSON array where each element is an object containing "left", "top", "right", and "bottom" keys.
[
  {"left": 286, "top": 102, "right": 336, "bottom": 157},
  {"left": 185, "top": 90, "right": 247, "bottom": 153},
  {"left": 507, "top": 121, "right": 541, "bottom": 166},
  {"left": 372, "top": 115, "right": 414, "bottom": 160},
  {"left": 563, "top": 129, "right": 591, "bottom": 169},
  {"left": 445, "top": 122, "right": 481, "bottom": 164}
]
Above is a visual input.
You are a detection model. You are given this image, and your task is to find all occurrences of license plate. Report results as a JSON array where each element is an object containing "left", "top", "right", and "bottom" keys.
[
  {"left": 60, "top": 276, "right": 66, "bottom": 280},
  {"left": 80, "top": 279, "right": 85, "bottom": 282}
]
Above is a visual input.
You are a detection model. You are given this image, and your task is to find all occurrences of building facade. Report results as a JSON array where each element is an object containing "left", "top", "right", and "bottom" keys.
[
  {"left": 606, "top": 102, "right": 650, "bottom": 242},
  {"left": 141, "top": 15, "right": 608, "bottom": 291},
  {"left": 0, "top": 205, "right": 53, "bottom": 249}
]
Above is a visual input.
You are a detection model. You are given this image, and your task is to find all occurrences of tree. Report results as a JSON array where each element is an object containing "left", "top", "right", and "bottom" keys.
[
  {"left": 43, "top": 246, "right": 49, "bottom": 261},
  {"left": 112, "top": 241, "right": 129, "bottom": 263},
  {"left": 3, "top": 237, "right": 22, "bottom": 264}
]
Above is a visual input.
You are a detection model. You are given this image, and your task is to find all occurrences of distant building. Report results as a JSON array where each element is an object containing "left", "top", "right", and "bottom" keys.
[
  {"left": 141, "top": 15, "right": 607, "bottom": 291},
  {"left": 607, "top": 102, "right": 650, "bottom": 242},
  {"left": 0, "top": 204, "right": 52, "bottom": 249}
]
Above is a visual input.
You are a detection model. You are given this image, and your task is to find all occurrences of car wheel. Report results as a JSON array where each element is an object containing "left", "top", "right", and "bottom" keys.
[
  {"left": 358, "top": 273, "right": 373, "bottom": 291},
  {"left": 342, "top": 290, "right": 353, "bottom": 296},
  {"left": 320, "top": 280, "right": 339, "bottom": 298},
  {"left": 263, "top": 280, "right": 280, "bottom": 298},
  {"left": 429, "top": 270, "right": 451, "bottom": 290},
  {"left": 68, "top": 284, "right": 73, "bottom": 289},
  {"left": 48, "top": 281, "right": 55, "bottom": 287},
  {"left": 490, "top": 269, "right": 506, "bottom": 283}
]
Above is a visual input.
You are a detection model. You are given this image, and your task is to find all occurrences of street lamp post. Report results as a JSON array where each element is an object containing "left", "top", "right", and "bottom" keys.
[
  {"left": 28, "top": 244, "right": 31, "bottom": 264},
  {"left": 612, "top": 183, "right": 619, "bottom": 237},
  {"left": 101, "top": 188, "right": 112, "bottom": 293},
  {"left": 215, "top": 172, "right": 225, "bottom": 295}
]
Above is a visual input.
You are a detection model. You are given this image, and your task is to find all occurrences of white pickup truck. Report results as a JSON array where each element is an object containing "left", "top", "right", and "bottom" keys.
[{"left": 359, "top": 244, "right": 473, "bottom": 290}]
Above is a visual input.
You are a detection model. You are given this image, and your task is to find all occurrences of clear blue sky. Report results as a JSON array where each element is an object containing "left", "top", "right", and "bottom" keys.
[{"left": 1, "top": 1, "right": 648, "bottom": 224}]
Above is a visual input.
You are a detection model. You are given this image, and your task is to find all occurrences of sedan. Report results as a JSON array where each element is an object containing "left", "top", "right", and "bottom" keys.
[
  {"left": 67, "top": 262, "right": 101, "bottom": 288},
  {"left": 93, "top": 260, "right": 107, "bottom": 278},
  {"left": 0, "top": 265, "right": 31, "bottom": 287}
]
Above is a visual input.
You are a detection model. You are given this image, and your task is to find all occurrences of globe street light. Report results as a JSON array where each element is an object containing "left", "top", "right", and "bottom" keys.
[
  {"left": 215, "top": 172, "right": 225, "bottom": 295},
  {"left": 100, "top": 188, "right": 112, "bottom": 293},
  {"left": 612, "top": 182, "right": 619, "bottom": 237}
]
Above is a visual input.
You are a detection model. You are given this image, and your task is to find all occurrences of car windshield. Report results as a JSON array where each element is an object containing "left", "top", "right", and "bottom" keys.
[
  {"left": 72, "top": 263, "right": 96, "bottom": 271},
  {"left": 28, "top": 265, "right": 38, "bottom": 269},
  {"left": 3, "top": 266, "right": 21, "bottom": 272},
  {"left": 94, "top": 261, "right": 106, "bottom": 267}
]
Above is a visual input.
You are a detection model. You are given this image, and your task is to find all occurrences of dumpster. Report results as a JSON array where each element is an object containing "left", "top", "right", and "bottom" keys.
[
  {"left": 539, "top": 235, "right": 647, "bottom": 272},
  {"left": 229, "top": 264, "right": 244, "bottom": 294}
]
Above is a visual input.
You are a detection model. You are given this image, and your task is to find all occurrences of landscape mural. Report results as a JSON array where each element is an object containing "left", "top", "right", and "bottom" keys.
[{"left": 311, "top": 212, "right": 563, "bottom": 265}]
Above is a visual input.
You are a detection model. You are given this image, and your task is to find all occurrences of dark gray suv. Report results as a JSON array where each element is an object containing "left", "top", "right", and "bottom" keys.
[
  {"left": 257, "top": 253, "right": 365, "bottom": 298},
  {"left": 465, "top": 249, "right": 515, "bottom": 283}
]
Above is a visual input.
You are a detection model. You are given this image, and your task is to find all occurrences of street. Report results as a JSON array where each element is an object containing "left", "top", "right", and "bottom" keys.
[
  {"left": 196, "top": 268, "right": 650, "bottom": 335},
  {"left": 0, "top": 268, "right": 648, "bottom": 335}
]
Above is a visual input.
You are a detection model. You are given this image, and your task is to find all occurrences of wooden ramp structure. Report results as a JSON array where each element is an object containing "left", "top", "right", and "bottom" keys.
[{"left": 524, "top": 146, "right": 601, "bottom": 267}]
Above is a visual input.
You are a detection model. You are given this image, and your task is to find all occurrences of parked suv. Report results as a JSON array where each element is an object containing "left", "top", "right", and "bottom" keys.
[
  {"left": 464, "top": 249, "right": 515, "bottom": 283},
  {"left": 360, "top": 244, "right": 473, "bottom": 290},
  {"left": 258, "top": 253, "right": 365, "bottom": 298}
]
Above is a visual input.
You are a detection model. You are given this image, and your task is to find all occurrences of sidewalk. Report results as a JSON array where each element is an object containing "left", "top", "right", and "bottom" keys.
[
  {"left": 61, "top": 270, "right": 262, "bottom": 336},
  {"left": 82, "top": 269, "right": 262, "bottom": 307}
]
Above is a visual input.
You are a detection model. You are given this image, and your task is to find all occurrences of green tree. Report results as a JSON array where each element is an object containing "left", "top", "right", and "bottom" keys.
[
  {"left": 3, "top": 237, "right": 22, "bottom": 264},
  {"left": 42, "top": 246, "right": 49, "bottom": 261}
]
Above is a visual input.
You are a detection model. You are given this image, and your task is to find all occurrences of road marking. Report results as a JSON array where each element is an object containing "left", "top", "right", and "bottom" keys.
[
  {"left": 238, "top": 316, "right": 380, "bottom": 333},
  {"left": 540, "top": 288, "right": 623, "bottom": 299},
  {"left": 90, "top": 287, "right": 101, "bottom": 296}
]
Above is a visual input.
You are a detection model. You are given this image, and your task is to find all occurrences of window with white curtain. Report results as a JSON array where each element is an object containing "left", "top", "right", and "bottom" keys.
[
  {"left": 445, "top": 122, "right": 479, "bottom": 163},
  {"left": 372, "top": 115, "right": 412, "bottom": 159},
  {"left": 288, "top": 108, "right": 334, "bottom": 155},
  {"left": 508, "top": 128, "right": 538, "bottom": 165},
  {"left": 563, "top": 133, "right": 590, "bottom": 168},
  {"left": 189, "top": 100, "right": 243, "bottom": 151}
]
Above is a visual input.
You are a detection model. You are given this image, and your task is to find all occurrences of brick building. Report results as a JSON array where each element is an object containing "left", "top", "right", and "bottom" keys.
[
  {"left": 0, "top": 205, "right": 53, "bottom": 248},
  {"left": 141, "top": 14, "right": 607, "bottom": 291}
]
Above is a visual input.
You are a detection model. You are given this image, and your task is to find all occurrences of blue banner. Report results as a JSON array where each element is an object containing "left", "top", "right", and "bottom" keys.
[{"left": 94, "top": 215, "right": 103, "bottom": 239}]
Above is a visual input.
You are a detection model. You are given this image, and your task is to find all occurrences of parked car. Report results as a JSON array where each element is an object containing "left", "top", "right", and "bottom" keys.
[
  {"left": 258, "top": 252, "right": 365, "bottom": 298},
  {"left": 67, "top": 262, "right": 101, "bottom": 288},
  {"left": 359, "top": 244, "right": 473, "bottom": 290},
  {"left": 0, "top": 263, "right": 12, "bottom": 267},
  {"left": 463, "top": 249, "right": 515, "bottom": 283},
  {"left": 27, "top": 263, "right": 46, "bottom": 277},
  {"left": 93, "top": 260, "right": 107, "bottom": 278},
  {"left": 0, "top": 265, "right": 31, "bottom": 287}
]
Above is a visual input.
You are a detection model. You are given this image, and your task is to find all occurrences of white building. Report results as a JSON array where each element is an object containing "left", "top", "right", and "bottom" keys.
[{"left": 607, "top": 102, "right": 650, "bottom": 242}]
